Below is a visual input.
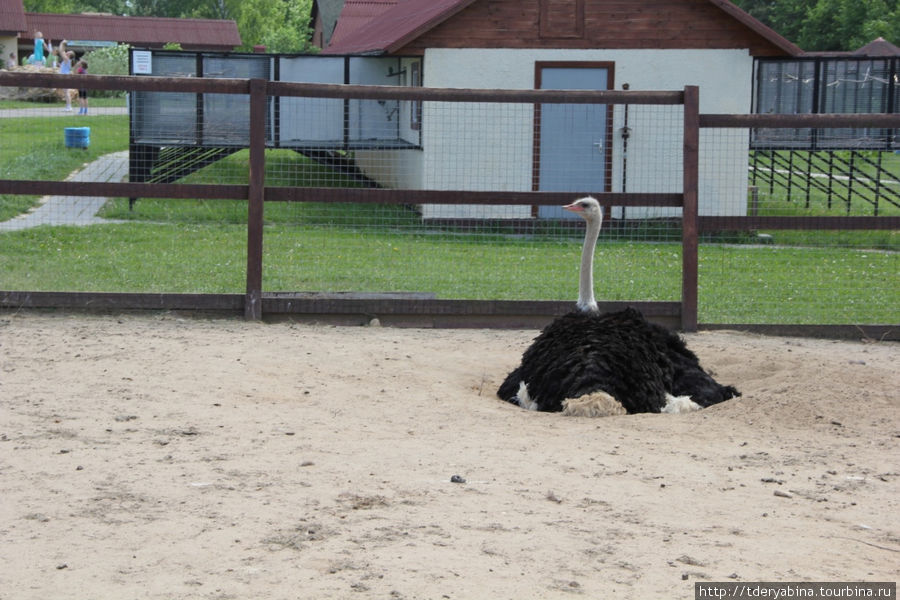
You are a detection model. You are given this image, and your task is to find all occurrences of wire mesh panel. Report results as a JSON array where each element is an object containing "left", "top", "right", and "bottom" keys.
[
  {"left": 260, "top": 91, "right": 689, "bottom": 305},
  {"left": 2, "top": 65, "right": 896, "bottom": 329},
  {"left": 0, "top": 74, "right": 249, "bottom": 293},
  {"left": 701, "top": 125, "right": 899, "bottom": 325},
  {"left": 753, "top": 57, "right": 899, "bottom": 150},
  {"left": 0, "top": 101, "right": 131, "bottom": 230}
]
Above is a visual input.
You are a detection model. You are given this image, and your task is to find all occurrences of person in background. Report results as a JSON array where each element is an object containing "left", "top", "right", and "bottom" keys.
[
  {"left": 59, "top": 46, "right": 74, "bottom": 111},
  {"left": 76, "top": 59, "right": 88, "bottom": 115},
  {"left": 5, "top": 52, "right": 16, "bottom": 69},
  {"left": 33, "top": 32, "right": 51, "bottom": 65}
]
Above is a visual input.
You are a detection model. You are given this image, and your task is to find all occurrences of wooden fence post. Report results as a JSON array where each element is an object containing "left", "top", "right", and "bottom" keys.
[
  {"left": 681, "top": 85, "right": 699, "bottom": 332},
  {"left": 245, "top": 78, "right": 267, "bottom": 320}
]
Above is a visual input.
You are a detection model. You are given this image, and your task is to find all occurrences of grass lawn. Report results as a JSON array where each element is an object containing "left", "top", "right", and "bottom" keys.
[
  {"left": 0, "top": 113, "right": 129, "bottom": 221},
  {"left": 0, "top": 97, "right": 127, "bottom": 110},
  {"left": 1, "top": 220, "right": 896, "bottom": 324},
  {"left": 0, "top": 103, "right": 897, "bottom": 324}
]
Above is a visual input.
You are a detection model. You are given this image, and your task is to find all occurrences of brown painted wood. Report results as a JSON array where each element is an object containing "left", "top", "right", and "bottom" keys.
[
  {"left": 0, "top": 291, "right": 682, "bottom": 329},
  {"left": 700, "top": 216, "right": 900, "bottom": 231},
  {"left": 0, "top": 71, "right": 249, "bottom": 94},
  {"left": 265, "top": 188, "right": 684, "bottom": 206},
  {"left": 245, "top": 78, "right": 267, "bottom": 320},
  {"left": 398, "top": 0, "right": 793, "bottom": 56},
  {"left": 0, "top": 291, "right": 244, "bottom": 311},
  {"left": 539, "top": 0, "right": 585, "bottom": 39},
  {"left": 0, "top": 71, "right": 682, "bottom": 105},
  {"left": 701, "top": 113, "right": 900, "bottom": 128},
  {"left": 0, "top": 179, "right": 683, "bottom": 208},
  {"left": 681, "top": 86, "right": 700, "bottom": 332},
  {"left": 269, "top": 82, "right": 682, "bottom": 105},
  {"left": 0, "top": 180, "right": 248, "bottom": 200}
]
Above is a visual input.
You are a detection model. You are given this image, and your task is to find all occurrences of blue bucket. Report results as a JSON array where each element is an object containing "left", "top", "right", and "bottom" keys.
[{"left": 64, "top": 127, "right": 90, "bottom": 149}]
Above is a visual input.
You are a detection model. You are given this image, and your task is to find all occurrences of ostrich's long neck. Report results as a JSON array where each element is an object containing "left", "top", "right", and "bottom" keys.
[{"left": 577, "top": 214, "right": 602, "bottom": 313}]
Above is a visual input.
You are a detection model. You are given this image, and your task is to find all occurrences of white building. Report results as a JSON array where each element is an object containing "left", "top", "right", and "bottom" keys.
[{"left": 317, "top": 0, "right": 802, "bottom": 219}]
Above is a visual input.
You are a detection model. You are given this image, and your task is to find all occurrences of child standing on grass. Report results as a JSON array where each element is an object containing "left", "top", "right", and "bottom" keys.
[
  {"left": 76, "top": 59, "right": 88, "bottom": 115},
  {"left": 59, "top": 46, "right": 73, "bottom": 111}
]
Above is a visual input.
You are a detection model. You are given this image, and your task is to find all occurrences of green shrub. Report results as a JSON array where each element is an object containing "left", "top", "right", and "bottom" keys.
[{"left": 81, "top": 44, "right": 130, "bottom": 97}]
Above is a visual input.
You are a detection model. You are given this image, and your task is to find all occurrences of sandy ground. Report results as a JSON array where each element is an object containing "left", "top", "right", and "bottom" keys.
[{"left": 1, "top": 312, "right": 898, "bottom": 599}]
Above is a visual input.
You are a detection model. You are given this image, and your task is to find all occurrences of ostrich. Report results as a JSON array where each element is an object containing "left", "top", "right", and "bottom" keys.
[{"left": 497, "top": 196, "right": 739, "bottom": 417}]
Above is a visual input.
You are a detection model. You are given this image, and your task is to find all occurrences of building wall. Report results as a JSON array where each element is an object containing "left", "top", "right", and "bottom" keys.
[
  {"left": 400, "top": 0, "right": 788, "bottom": 57},
  {"left": 380, "top": 48, "right": 755, "bottom": 219},
  {"left": 0, "top": 35, "right": 18, "bottom": 66}
]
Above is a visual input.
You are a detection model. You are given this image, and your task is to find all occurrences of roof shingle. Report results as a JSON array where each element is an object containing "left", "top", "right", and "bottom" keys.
[
  {"left": 0, "top": 0, "right": 28, "bottom": 34},
  {"left": 324, "top": 0, "right": 478, "bottom": 55},
  {"left": 323, "top": 0, "right": 801, "bottom": 56},
  {"left": 17, "top": 12, "right": 240, "bottom": 51}
]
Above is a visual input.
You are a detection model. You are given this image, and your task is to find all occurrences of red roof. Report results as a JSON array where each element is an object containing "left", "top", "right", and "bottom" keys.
[
  {"left": 21, "top": 12, "right": 241, "bottom": 51},
  {"left": 323, "top": 0, "right": 801, "bottom": 56},
  {"left": 328, "top": 0, "right": 399, "bottom": 50},
  {"left": 324, "top": 0, "right": 479, "bottom": 55},
  {"left": 802, "top": 37, "right": 900, "bottom": 58},
  {"left": 705, "top": 0, "right": 801, "bottom": 56},
  {"left": 0, "top": 0, "right": 28, "bottom": 34},
  {"left": 852, "top": 37, "right": 900, "bottom": 57}
]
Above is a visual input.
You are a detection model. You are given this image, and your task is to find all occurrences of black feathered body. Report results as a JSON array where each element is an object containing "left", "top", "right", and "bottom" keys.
[{"left": 498, "top": 307, "right": 739, "bottom": 414}]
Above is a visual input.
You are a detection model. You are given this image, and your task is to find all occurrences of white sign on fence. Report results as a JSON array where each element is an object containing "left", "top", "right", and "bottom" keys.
[{"left": 132, "top": 51, "right": 152, "bottom": 75}]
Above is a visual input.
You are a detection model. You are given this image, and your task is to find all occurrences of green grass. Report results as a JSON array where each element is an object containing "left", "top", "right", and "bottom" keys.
[
  {"left": 750, "top": 150, "right": 900, "bottom": 249},
  {"left": 699, "top": 244, "right": 898, "bottom": 324},
  {"left": 0, "top": 224, "right": 247, "bottom": 293},
  {"left": 0, "top": 114, "right": 129, "bottom": 221},
  {"left": 0, "top": 97, "right": 127, "bottom": 110},
  {"left": 0, "top": 111, "right": 896, "bottom": 324},
  {"left": 1, "top": 222, "right": 896, "bottom": 324}
]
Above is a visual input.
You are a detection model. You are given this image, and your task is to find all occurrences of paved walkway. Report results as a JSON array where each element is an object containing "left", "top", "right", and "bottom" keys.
[{"left": 0, "top": 151, "right": 130, "bottom": 231}]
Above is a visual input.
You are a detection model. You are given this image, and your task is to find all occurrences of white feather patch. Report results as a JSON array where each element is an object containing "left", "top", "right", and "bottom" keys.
[
  {"left": 515, "top": 381, "right": 538, "bottom": 411},
  {"left": 661, "top": 393, "right": 702, "bottom": 414}
]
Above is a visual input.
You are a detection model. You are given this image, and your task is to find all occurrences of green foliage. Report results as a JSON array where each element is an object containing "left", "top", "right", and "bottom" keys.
[
  {"left": 235, "top": 0, "right": 315, "bottom": 53},
  {"left": 732, "top": 0, "right": 899, "bottom": 51},
  {"left": 23, "top": 0, "right": 78, "bottom": 13},
  {"left": 76, "top": 44, "right": 131, "bottom": 98},
  {"left": 81, "top": 43, "right": 130, "bottom": 77}
]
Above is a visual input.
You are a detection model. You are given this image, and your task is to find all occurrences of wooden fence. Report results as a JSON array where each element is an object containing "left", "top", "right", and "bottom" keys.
[{"left": 1, "top": 71, "right": 898, "bottom": 339}]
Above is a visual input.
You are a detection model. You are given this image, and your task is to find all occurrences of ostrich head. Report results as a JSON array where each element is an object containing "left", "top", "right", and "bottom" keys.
[
  {"left": 563, "top": 196, "right": 603, "bottom": 313},
  {"left": 563, "top": 196, "right": 603, "bottom": 223}
]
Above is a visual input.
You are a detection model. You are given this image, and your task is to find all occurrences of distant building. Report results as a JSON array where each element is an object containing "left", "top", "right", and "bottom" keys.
[
  {"left": 0, "top": 0, "right": 240, "bottom": 66},
  {"left": 309, "top": 0, "right": 803, "bottom": 219}
]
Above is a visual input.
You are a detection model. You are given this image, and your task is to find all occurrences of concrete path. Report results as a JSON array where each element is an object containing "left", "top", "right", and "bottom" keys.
[{"left": 0, "top": 151, "right": 129, "bottom": 231}]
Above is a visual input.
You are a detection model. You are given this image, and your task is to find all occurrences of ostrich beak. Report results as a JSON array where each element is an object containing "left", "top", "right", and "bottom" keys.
[{"left": 563, "top": 202, "right": 583, "bottom": 213}]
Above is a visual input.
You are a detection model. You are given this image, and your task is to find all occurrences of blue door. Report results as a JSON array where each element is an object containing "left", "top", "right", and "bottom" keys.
[{"left": 537, "top": 64, "right": 611, "bottom": 218}]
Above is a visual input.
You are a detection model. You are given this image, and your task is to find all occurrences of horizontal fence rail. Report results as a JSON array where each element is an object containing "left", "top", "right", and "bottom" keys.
[{"left": 1, "top": 71, "right": 897, "bottom": 338}]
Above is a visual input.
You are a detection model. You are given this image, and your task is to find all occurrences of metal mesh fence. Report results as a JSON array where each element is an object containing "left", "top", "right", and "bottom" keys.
[
  {"left": 259, "top": 99, "right": 687, "bottom": 304},
  {"left": 700, "top": 125, "right": 898, "bottom": 325},
  {"left": 0, "top": 70, "right": 897, "bottom": 327},
  {"left": 753, "top": 57, "right": 899, "bottom": 151}
]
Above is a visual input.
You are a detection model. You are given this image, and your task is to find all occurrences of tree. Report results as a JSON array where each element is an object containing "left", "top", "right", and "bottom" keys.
[
  {"left": 128, "top": 0, "right": 192, "bottom": 18},
  {"left": 732, "top": 0, "right": 899, "bottom": 52},
  {"left": 25, "top": 0, "right": 128, "bottom": 15},
  {"left": 184, "top": 0, "right": 313, "bottom": 52},
  {"left": 24, "top": 0, "right": 316, "bottom": 53}
]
